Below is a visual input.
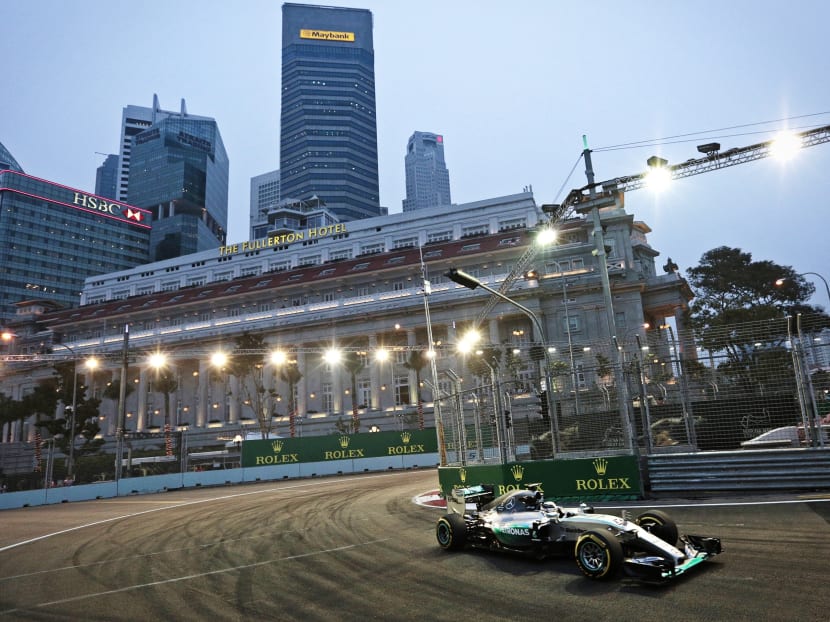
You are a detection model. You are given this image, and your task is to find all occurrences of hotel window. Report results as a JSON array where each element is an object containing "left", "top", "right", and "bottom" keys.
[
  {"left": 322, "top": 382, "right": 333, "bottom": 414},
  {"left": 498, "top": 217, "right": 526, "bottom": 231},
  {"left": 269, "top": 261, "right": 290, "bottom": 272},
  {"left": 161, "top": 281, "right": 179, "bottom": 292},
  {"left": 461, "top": 224, "right": 488, "bottom": 238},
  {"left": 393, "top": 237, "right": 417, "bottom": 250},
  {"left": 330, "top": 249, "right": 352, "bottom": 261},
  {"left": 298, "top": 255, "right": 320, "bottom": 267},
  {"left": 359, "top": 242, "right": 384, "bottom": 256},
  {"left": 565, "top": 315, "right": 580, "bottom": 333},
  {"left": 394, "top": 375, "right": 411, "bottom": 406},
  {"left": 576, "top": 363, "right": 586, "bottom": 388},
  {"left": 358, "top": 380, "right": 371, "bottom": 408},
  {"left": 240, "top": 266, "right": 261, "bottom": 277},
  {"left": 427, "top": 230, "right": 452, "bottom": 244}
]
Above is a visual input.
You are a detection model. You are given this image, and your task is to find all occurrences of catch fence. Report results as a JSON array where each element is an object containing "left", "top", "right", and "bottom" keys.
[{"left": 437, "top": 314, "right": 830, "bottom": 465}]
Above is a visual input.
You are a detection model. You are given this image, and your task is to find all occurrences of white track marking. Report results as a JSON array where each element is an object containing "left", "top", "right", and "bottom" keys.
[
  {"left": 0, "top": 471, "right": 410, "bottom": 553},
  {"left": 0, "top": 538, "right": 390, "bottom": 615}
]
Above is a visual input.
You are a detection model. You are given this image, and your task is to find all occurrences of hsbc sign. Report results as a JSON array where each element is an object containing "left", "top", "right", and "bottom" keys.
[{"left": 72, "top": 192, "right": 150, "bottom": 227}]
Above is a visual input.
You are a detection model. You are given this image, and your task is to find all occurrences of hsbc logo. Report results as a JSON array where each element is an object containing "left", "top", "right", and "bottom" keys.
[{"left": 72, "top": 192, "right": 147, "bottom": 225}]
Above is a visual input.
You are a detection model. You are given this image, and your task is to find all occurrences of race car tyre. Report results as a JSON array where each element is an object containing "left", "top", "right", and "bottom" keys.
[
  {"left": 574, "top": 530, "right": 623, "bottom": 580},
  {"left": 436, "top": 513, "right": 467, "bottom": 550},
  {"left": 635, "top": 510, "right": 678, "bottom": 545}
]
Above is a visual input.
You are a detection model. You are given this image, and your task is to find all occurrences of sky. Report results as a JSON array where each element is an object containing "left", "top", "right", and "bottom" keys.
[{"left": 3, "top": 0, "right": 829, "bottom": 309}]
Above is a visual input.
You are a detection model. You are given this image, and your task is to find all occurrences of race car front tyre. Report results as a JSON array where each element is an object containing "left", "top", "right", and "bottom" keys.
[
  {"left": 635, "top": 510, "right": 678, "bottom": 546},
  {"left": 436, "top": 513, "right": 467, "bottom": 550},
  {"left": 574, "top": 530, "right": 623, "bottom": 580}
]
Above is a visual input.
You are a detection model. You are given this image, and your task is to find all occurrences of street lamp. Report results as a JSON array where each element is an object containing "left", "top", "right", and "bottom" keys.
[
  {"left": 1, "top": 330, "right": 16, "bottom": 354},
  {"left": 445, "top": 267, "right": 556, "bottom": 449},
  {"left": 775, "top": 272, "right": 830, "bottom": 307}
]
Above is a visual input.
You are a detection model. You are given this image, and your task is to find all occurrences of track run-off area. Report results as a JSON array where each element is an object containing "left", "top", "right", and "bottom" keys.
[{"left": 1, "top": 469, "right": 829, "bottom": 621}]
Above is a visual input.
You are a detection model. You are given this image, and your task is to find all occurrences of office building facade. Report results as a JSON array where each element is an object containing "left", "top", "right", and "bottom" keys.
[
  {"left": 0, "top": 170, "right": 151, "bottom": 324},
  {"left": 280, "top": 3, "right": 381, "bottom": 221},
  {"left": 250, "top": 169, "right": 281, "bottom": 239},
  {"left": 403, "top": 131, "right": 452, "bottom": 212}
]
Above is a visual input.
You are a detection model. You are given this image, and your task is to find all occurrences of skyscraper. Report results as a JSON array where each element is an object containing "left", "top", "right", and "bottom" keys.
[
  {"left": 402, "top": 131, "right": 452, "bottom": 212},
  {"left": 116, "top": 95, "right": 211, "bottom": 203},
  {"left": 280, "top": 3, "right": 381, "bottom": 222},
  {"left": 95, "top": 154, "right": 118, "bottom": 200},
  {"left": 121, "top": 97, "right": 229, "bottom": 261}
]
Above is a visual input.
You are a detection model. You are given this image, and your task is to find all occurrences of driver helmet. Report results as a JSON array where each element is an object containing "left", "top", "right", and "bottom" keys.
[{"left": 513, "top": 490, "right": 541, "bottom": 511}]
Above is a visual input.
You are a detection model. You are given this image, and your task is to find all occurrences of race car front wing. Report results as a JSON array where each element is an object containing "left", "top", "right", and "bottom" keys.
[{"left": 624, "top": 534, "right": 722, "bottom": 582}]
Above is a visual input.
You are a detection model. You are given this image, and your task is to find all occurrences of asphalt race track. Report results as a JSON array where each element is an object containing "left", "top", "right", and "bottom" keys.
[{"left": 1, "top": 469, "right": 829, "bottom": 621}]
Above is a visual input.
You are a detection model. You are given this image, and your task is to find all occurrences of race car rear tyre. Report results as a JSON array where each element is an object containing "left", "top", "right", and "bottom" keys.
[
  {"left": 574, "top": 530, "right": 623, "bottom": 580},
  {"left": 635, "top": 510, "right": 678, "bottom": 545},
  {"left": 436, "top": 513, "right": 467, "bottom": 550}
]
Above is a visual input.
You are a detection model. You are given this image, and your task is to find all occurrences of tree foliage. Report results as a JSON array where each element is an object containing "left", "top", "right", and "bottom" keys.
[
  {"left": 686, "top": 246, "right": 819, "bottom": 334},
  {"left": 228, "top": 333, "right": 277, "bottom": 438},
  {"left": 686, "top": 246, "right": 829, "bottom": 394},
  {"left": 151, "top": 364, "right": 179, "bottom": 456},
  {"left": 403, "top": 350, "right": 428, "bottom": 429},
  {"left": 342, "top": 352, "right": 365, "bottom": 433},
  {"left": 277, "top": 359, "right": 303, "bottom": 437}
]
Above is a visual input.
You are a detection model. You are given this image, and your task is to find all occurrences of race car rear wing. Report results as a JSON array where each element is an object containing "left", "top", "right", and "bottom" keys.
[{"left": 447, "top": 484, "right": 495, "bottom": 514}]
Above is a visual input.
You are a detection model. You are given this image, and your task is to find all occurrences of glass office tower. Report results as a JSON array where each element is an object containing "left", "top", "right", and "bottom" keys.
[
  {"left": 280, "top": 3, "right": 381, "bottom": 221},
  {"left": 128, "top": 115, "right": 229, "bottom": 261},
  {"left": 0, "top": 170, "right": 151, "bottom": 322}
]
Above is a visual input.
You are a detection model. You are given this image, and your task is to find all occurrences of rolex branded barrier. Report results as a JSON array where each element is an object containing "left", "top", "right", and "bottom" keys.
[
  {"left": 0, "top": 430, "right": 440, "bottom": 510},
  {"left": 437, "top": 455, "right": 643, "bottom": 502}
]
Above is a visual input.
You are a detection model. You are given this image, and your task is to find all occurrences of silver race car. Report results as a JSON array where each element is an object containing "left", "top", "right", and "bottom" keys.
[{"left": 436, "top": 484, "right": 721, "bottom": 582}]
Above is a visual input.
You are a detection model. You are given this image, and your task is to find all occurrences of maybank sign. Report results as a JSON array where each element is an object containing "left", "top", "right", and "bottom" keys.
[{"left": 300, "top": 29, "right": 355, "bottom": 42}]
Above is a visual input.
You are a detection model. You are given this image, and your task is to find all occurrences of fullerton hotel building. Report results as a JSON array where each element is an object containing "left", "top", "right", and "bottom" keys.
[{"left": 1, "top": 191, "right": 691, "bottom": 442}]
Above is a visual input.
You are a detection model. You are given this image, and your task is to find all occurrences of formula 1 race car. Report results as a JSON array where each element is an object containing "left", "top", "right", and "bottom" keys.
[{"left": 436, "top": 484, "right": 721, "bottom": 582}]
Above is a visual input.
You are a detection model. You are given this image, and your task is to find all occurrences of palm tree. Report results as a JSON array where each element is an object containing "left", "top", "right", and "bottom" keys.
[
  {"left": 153, "top": 367, "right": 179, "bottom": 456},
  {"left": 277, "top": 361, "right": 303, "bottom": 437},
  {"left": 403, "top": 350, "right": 427, "bottom": 429},
  {"left": 342, "top": 352, "right": 365, "bottom": 433}
]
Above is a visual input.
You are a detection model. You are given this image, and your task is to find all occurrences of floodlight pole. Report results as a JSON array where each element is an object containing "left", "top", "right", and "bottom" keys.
[{"left": 115, "top": 324, "right": 129, "bottom": 484}]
